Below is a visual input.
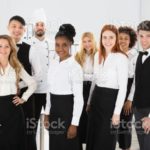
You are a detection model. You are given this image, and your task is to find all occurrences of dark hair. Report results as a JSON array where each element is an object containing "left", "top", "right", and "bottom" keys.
[
  {"left": 55, "top": 24, "right": 76, "bottom": 44},
  {"left": 138, "top": 20, "right": 150, "bottom": 32},
  {"left": 118, "top": 26, "right": 137, "bottom": 48},
  {"left": 9, "top": 15, "right": 26, "bottom": 26}
]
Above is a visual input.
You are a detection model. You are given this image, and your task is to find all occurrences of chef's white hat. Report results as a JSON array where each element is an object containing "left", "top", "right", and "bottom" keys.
[{"left": 31, "top": 8, "right": 47, "bottom": 26}]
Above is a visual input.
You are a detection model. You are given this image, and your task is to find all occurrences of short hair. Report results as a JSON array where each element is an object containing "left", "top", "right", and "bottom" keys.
[
  {"left": 138, "top": 20, "right": 150, "bottom": 32},
  {"left": 9, "top": 15, "right": 26, "bottom": 26},
  {"left": 118, "top": 26, "right": 137, "bottom": 48}
]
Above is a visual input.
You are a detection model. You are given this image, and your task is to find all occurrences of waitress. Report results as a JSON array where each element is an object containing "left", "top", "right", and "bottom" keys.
[
  {"left": 0, "top": 35, "right": 36, "bottom": 150},
  {"left": 44, "top": 24, "right": 84, "bottom": 150},
  {"left": 75, "top": 32, "right": 97, "bottom": 150},
  {"left": 86, "top": 25, "right": 128, "bottom": 150}
]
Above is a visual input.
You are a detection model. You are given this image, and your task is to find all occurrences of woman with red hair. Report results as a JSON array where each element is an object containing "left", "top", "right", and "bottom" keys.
[{"left": 86, "top": 25, "right": 128, "bottom": 150}]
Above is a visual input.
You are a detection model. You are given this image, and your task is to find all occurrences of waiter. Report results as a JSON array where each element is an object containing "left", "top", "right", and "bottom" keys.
[
  {"left": 28, "top": 8, "right": 55, "bottom": 137},
  {"left": 8, "top": 15, "right": 41, "bottom": 150}
]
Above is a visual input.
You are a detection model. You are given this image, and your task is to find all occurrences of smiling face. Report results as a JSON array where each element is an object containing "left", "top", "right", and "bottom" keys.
[
  {"left": 8, "top": 20, "right": 25, "bottom": 43},
  {"left": 138, "top": 30, "right": 150, "bottom": 50},
  {"left": 119, "top": 33, "right": 130, "bottom": 52},
  {"left": 102, "top": 30, "right": 116, "bottom": 52},
  {"left": 34, "top": 22, "right": 46, "bottom": 37},
  {"left": 55, "top": 36, "right": 71, "bottom": 61},
  {"left": 82, "top": 36, "right": 93, "bottom": 54},
  {"left": 0, "top": 39, "right": 11, "bottom": 61}
]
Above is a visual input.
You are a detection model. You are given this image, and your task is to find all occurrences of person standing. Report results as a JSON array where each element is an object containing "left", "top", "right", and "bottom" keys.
[
  {"left": 44, "top": 24, "right": 84, "bottom": 150},
  {"left": 128, "top": 20, "right": 150, "bottom": 150},
  {"left": 0, "top": 35, "right": 36, "bottom": 150},
  {"left": 118, "top": 26, "right": 137, "bottom": 150},
  {"left": 8, "top": 15, "right": 41, "bottom": 150},
  {"left": 86, "top": 24, "right": 128, "bottom": 150},
  {"left": 29, "top": 9, "right": 55, "bottom": 135},
  {"left": 75, "top": 32, "right": 97, "bottom": 150}
]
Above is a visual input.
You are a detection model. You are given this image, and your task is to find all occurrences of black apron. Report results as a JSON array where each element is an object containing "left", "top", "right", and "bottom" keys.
[
  {"left": 78, "top": 81, "right": 91, "bottom": 144},
  {"left": 0, "top": 95, "right": 26, "bottom": 150},
  {"left": 49, "top": 93, "right": 80, "bottom": 150},
  {"left": 86, "top": 86, "right": 118, "bottom": 150},
  {"left": 118, "top": 78, "right": 133, "bottom": 149}
]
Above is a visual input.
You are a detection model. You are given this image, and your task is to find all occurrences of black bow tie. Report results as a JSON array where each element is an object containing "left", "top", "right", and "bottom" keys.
[
  {"left": 16, "top": 44, "right": 22, "bottom": 48},
  {"left": 139, "top": 51, "right": 148, "bottom": 56}
]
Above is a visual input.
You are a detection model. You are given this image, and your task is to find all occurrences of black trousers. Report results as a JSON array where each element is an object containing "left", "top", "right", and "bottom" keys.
[
  {"left": 20, "top": 88, "right": 37, "bottom": 150},
  {"left": 86, "top": 86, "right": 118, "bottom": 150},
  {"left": 118, "top": 78, "right": 133, "bottom": 149},
  {"left": 34, "top": 93, "right": 46, "bottom": 133},
  {"left": 78, "top": 81, "right": 91, "bottom": 150},
  {"left": 0, "top": 95, "right": 26, "bottom": 150},
  {"left": 134, "top": 107, "right": 150, "bottom": 150},
  {"left": 49, "top": 93, "right": 80, "bottom": 150}
]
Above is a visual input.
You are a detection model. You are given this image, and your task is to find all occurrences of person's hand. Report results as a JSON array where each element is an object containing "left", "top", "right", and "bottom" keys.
[
  {"left": 44, "top": 115, "right": 49, "bottom": 130},
  {"left": 141, "top": 117, "right": 150, "bottom": 134},
  {"left": 86, "top": 104, "right": 91, "bottom": 112},
  {"left": 112, "top": 114, "right": 120, "bottom": 126},
  {"left": 67, "top": 125, "right": 77, "bottom": 139},
  {"left": 123, "top": 100, "right": 132, "bottom": 116},
  {"left": 12, "top": 96, "right": 25, "bottom": 106}
]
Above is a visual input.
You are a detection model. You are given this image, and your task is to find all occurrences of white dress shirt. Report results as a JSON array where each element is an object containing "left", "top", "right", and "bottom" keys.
[
  {"left": 28, "top": 37, "right": 56, "bottom": 93},
  {"left": 83, "top": 54, "right": 94, "bottom": 81},
  {"left": 127, "top": 48, "right": 138, "bottom": 78},
  {"left": 128, "top": 48, "right": 150, "bottom": 102},
  {"left": 87, "top": 52, "right": 128, "bottom": 115},
  {"left": 0, "top": 63, "right": 37, "bottom": 101},
  {"left": 45, "top": 56, "right": 84, "bottom": 126}
]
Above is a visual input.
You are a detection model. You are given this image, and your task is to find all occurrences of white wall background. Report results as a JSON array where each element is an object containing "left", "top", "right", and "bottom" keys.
[
  {"left": 140, "top": 0, "right": 150, "bottom": 21},
  {"left": 0, "top": 0, "right": 141, "bottom": 44}
]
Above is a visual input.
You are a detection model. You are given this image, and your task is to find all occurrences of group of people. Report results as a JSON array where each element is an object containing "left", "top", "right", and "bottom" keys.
[{"left": 0, "top": 11, "right": 150, "bottom": 150}]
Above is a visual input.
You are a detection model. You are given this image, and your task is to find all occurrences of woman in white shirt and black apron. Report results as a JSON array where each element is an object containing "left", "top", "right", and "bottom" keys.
[
  {"left": 0, "top": 35, "right": 37, "bottom": 150},
  {"left": 86, "top": 25, "right": 128, "bottom": 150},
  {"left": 118, "top": 26, "right": 138, "bottom": 150},
  {"left": 75, "top": 32, "right": 97, "bottom": 150},
  {"left": 44, "top": 24, "right": 84, "bottom": 150}
]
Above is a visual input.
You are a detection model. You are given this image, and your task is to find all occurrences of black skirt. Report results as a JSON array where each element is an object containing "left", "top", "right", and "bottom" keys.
[
  {"left": 78, "top": 81, "right": 91, "bottom": 144},
  {"left": 118, "top": 78, "right": 133, "bottom": 149},
  {"left": 49, "top": 93, "right": 80, "bottom": 150},
  {"left": 86, "top": 86, "right": 118, "bottom": 150},
  {"left": 0, "top": 95, "right": 26, "bottom": 150}
]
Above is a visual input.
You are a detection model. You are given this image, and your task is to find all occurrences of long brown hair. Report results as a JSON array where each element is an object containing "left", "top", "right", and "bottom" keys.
[
  {"left": 75, "top": 32, "right": 97, "bottom": 67},
  {"left": 99, "top": 24, "right": 125, "bottom": 64},
  {"left": 0, "top": 35, "right": 22, "bottom": 92}
]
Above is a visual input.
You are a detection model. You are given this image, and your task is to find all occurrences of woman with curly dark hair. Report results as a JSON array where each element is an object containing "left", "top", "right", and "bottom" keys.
[{"left": 118, "top": 26, "right": 138, "bottom": 150}]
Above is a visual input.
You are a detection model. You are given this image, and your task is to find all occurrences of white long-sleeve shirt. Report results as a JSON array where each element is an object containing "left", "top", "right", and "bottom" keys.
[
  {"left": 127, "top": 48, "right": 138, "bottom": 78},
  {"left": 87, "top": 52, "right": 128, "bottom": 115},
  {"left": 0, "top": 63, "right": 37, "bottom": 101},
  {"left": 83, "top": 54, "right": 94, "bottom": 81},
  {"left": 45, "top": 56, "right": 84, "bottom": 126}
]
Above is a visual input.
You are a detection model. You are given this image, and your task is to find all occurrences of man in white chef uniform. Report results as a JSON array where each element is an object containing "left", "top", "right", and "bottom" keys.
[{"left": 28, "top": 8, "right": 55, "bottom": 141}]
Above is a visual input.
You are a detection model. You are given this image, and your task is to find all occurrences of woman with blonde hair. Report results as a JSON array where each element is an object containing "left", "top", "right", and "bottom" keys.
[
  {"left": 0, "top": 35, "right": 36, "bottom": 150},
  {"left": 75, "top": 32, "right": 97, "bottom": 150}
]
